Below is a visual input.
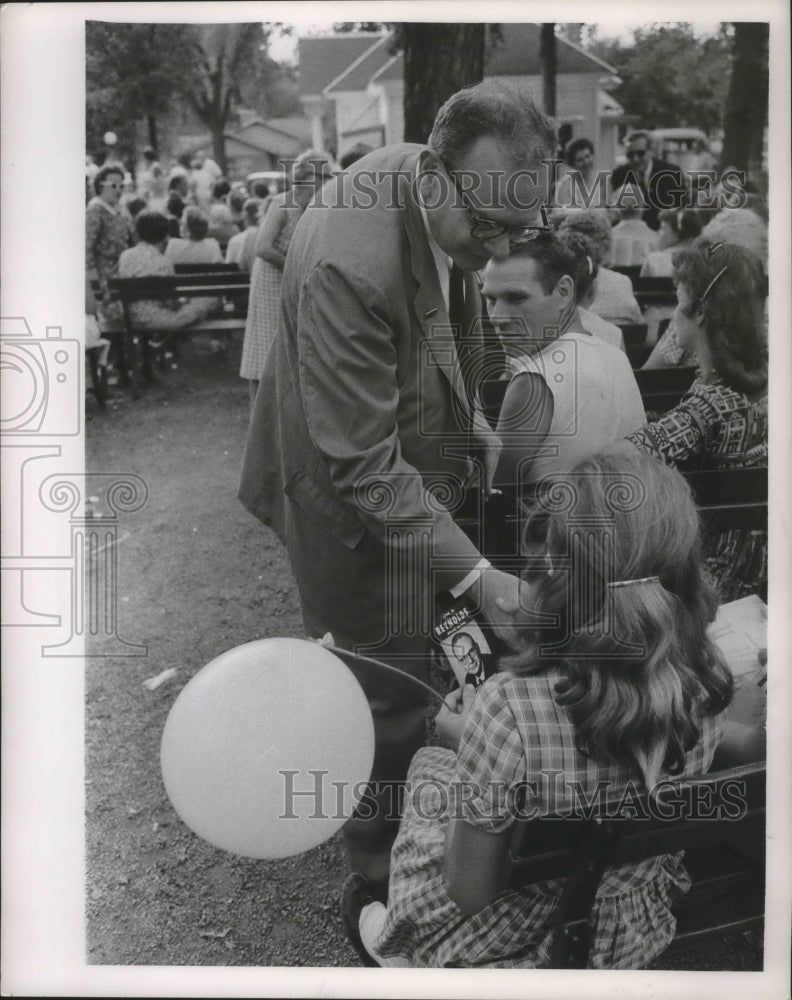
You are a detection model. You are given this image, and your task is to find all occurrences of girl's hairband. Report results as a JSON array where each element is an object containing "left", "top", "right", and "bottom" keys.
[{"left": 607, "top": 576, "right": 660, "bottom": 590}]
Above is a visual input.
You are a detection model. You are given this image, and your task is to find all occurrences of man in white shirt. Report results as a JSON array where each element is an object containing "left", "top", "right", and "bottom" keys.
[{"left": 481, "top": 233, "right": 646, "bottom": 488}]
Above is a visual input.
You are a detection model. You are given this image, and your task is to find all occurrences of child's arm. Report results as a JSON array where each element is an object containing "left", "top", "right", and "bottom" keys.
[
  {"left": 443, "top": 818, "right": 512, "bottom": 916},
  {"left": 436, "top": 683, "right": 515, "bottom": 915}
]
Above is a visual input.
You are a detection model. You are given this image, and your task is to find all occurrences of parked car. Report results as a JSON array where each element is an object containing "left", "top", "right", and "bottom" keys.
[{"left": 649, "top": 128, "right": 716, "bottom": 176}]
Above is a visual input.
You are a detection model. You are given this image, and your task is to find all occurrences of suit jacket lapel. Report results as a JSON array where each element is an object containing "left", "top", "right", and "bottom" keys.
[{"left": 400, "top": 168, "right": 472, "bottom": 419}]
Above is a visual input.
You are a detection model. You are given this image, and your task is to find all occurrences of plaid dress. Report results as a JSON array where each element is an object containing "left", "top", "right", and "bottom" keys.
[
  {"left": 374, "top": 669, "right": 723, "bottom": 969},
  {"left": 627, "top": 375, "right": 768, "bottom": 600},
  {"left": 239, "top": 201, "right": 302, "bottom": 380}
]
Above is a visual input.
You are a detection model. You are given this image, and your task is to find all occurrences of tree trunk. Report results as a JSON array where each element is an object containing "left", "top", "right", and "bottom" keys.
[
  {"left": 211, "top": 126, "right": 228, "bottom": 175},
  {"left": 401, "top": 24, "right": 485, "bottom": 144},
  {"left": 540, "top": 24, "right": 557, "bottom": 119},
  {"left": 721, "top": 23, "right": 769, "bottom": 179}
]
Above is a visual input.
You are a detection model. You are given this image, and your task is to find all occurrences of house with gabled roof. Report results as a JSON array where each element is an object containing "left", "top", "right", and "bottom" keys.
[
  {"left": 176, "top": 110, "right": 313, "bottom": 181},
  {"left": 297, "top": 25, "right": 626, "bottom": 169}
]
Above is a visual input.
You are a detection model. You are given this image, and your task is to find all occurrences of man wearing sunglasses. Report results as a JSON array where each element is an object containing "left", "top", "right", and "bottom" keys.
[
  {"left": 240, "top": 80, "right": 555, "bottom": 894},
  {"left": 610, "top": 131, "right": 685, "bottom": 231}
]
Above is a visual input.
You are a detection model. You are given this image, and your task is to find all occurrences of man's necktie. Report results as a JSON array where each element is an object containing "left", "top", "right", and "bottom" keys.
[{"left": 449, "top": 264, "right": 477, "bottom": 410}]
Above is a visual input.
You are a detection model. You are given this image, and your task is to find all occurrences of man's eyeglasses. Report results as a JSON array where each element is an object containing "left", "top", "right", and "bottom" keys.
[
  {"left": 102, "top": 182, "right": 122, "bottom": 190},
  {"left": 626, "top": 149, "right": 648, "bottom": 160},
  {"left": 439, "top": 158, "right": 550, "bottom": 244}
]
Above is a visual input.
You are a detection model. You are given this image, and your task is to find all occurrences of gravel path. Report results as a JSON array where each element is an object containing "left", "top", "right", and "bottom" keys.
[
  {"left": 84, "top": 335, "right": 763, "bottom": 973},
  {"left": 86, "top": 338, "right": 357, "bottom": 967}
]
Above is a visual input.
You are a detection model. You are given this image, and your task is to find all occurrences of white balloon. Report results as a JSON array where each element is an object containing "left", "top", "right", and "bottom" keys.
[{"left": 161, "top": 638, "right": 375, "bottom": 859}]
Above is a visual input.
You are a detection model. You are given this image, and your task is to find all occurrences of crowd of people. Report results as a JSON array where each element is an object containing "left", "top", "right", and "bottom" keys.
[{"left": 88, "top": 85, "right": 768, "bottom": 970}]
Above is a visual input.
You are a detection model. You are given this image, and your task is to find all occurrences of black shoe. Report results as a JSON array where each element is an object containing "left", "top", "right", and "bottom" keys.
[{"left": 340, "top": 873, "right": 381, "bottom": 967}]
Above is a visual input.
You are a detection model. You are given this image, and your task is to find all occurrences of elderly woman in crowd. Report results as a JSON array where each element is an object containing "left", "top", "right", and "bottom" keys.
[
  {"left": 225, "top": 198, "right": 263, "bottom": 273},
  {"left": 623, "top": 240, "right": 768, "bottom": 601},
  {"left": 86, "top": 164, "right": 134, "bottom": 331},
  {"left": 240, "top": 151, "right": 333, "bottom": 412},
  {"left": 557, "top": 210, "right": 643, "bottom": 325},
  {"left": 165, "top": 206, "right": 223, "bottom": 267},
  {"left": 207, "top": 179, "right": 239, "bottom": 253},
  {"left": 117, "top": 210, "right": 216, "bottom": 332}
]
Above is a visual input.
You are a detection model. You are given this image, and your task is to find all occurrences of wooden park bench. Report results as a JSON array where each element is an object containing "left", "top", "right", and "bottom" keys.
[
  {"left": 106, "top": 271, "right": 251, "bottom": 394},
  {"left": 455, "top": 460, "right": 767, "bottom": 579},
  {"left": 505, "top": 759, "right": 765, "bottom": 968},
  {"left": 334, "top": 643, "right": 766, "bottom": 970},
  {"left": 686, "top": 466, "right": 768, "bottom": 534},
  {"left": 618, "top": 322, "right": 652, "bottom": 368},
  {"left": 633, "top": 276, "right": 677, "bottom": 310},
  {"left": 634, "top": 365, "right": 697, "bottom": 413},
  {"left": 173, "top": 262, "right": 244, "bottom": 275}
]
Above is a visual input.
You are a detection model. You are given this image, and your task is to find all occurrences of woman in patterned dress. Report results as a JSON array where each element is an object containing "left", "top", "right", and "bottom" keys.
[
  {"left": 625, "top": 240, "right": 768, "bottom": 601},
  {"left": 341, "top": 451, "right": 734, "bottom": 968},
  {"left": 240, "top": 153, "right": 333, "bottom": 413},
  {"left": 86, "top": 164, "right": 133, "bottom": 333}
]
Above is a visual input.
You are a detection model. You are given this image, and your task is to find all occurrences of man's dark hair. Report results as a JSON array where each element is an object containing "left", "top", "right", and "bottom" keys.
[
  {"left": 509, "top": 232, "right": 578, "bottom": 295},
  {"left": 212, "top": 179, "right": 231, "bottom": 200},
  {"left": 135, "top": 209, "right": 170, "bottom": 245},
  {"left": 126, "top": 197, "right": 147, "bottom": 220},
  {"left": 168, "top": 175, "right": 187, "bottom": 192},
  {"left": 556, "top": 229, "right": 597, "bottom": 303},
  {"left": 166, "top": 192, "right": 185, "bottom": 219},
  {"left": 626, "top": 130, "right": 652, "bottom": 147},
  {"left": 93, "top": 164, "right": 124, "bottom": 195},
  {"left": 428, "top": 80, "right": 556, "bottom": 170},
  {"left": 228, "top": 190, "right": 246, "bottom": 214},
  {"left": 339, "top": 143, "right": 374, "bottom": 169}
]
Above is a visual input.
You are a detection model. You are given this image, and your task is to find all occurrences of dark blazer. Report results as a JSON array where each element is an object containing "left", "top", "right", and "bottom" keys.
[
  {"left": 238, "top": 144, "right": 485, "bottom": 653},
  {"left": 610, "top": 156, "right": 686, "bottom": 230}
]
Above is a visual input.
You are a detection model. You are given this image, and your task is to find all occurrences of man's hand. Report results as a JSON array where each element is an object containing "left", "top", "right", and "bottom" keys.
[
  {"left": 474, "top": 567, "right": 544, "bottom": 652},
  {"left": 436, "top": 684, "right": 477, "bottom": 752}
]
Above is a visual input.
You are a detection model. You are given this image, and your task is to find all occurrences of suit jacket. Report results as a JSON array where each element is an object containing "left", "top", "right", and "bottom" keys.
[
  {"left": 610, "top": 157, "right": 686, "bottom": 230},
  {"left": 238, "top": 144, "right": 485, "bottom": 646}
]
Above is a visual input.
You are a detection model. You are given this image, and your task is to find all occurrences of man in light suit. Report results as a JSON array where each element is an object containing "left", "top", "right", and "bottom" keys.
[
  {"left": 239, "top": 82, "right": 555, "bottom": 890},
  {"left": 610, "top": 131, "right": 686, "bottom": 231}
]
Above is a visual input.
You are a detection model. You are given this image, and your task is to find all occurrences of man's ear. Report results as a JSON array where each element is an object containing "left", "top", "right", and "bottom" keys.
[
  {"left": 417, "top": 149, "right": 442, "bottom": 205},
  {"left": 418, "top": 148, "right": 441, "bottom": 173},
  {"left": 555, "top": 274, "right": 576, "bottom": 302}
]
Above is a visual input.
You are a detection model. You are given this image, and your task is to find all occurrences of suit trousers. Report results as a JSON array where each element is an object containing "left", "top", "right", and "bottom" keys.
[{"left": 284, "top": 499, "right": 434, "bottom": 887}]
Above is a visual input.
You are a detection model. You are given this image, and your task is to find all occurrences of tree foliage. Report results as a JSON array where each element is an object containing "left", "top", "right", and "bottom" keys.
[
  {"left": 86, "top": 21, "right": 302, "bottom": 171},
  {"left": 179, "top": 23, "right": 270, "bottom": 172},
  {"left": 86, "top": 22, "right": 195, "bottom": 154},
  {"left": 589, "top": 23, "right": 732, "bottom": 133}
]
